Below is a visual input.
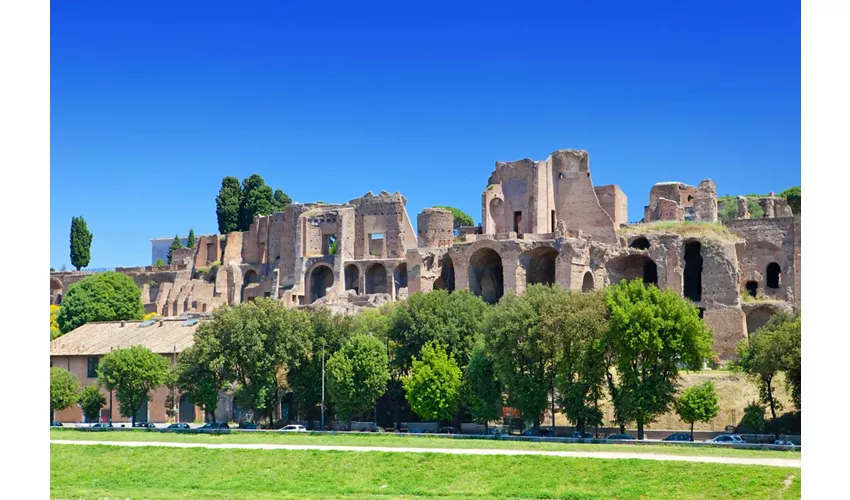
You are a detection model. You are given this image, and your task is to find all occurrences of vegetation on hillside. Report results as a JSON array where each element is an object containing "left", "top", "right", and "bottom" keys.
[{"left": 216, "top": 174, "right": 291, "bottom": 234}]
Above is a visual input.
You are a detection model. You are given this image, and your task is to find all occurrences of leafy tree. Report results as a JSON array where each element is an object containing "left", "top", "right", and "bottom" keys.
[
  {"left": 272, "top": 189, "right": 292, "bottom": 213},
  {"left": 167, "top": 235, "right": 184, "bottom": 264},
  {"left": 216, "top": 176, "right": 242, "bottom": 234},
  {"left": 239, "top": 174, "right": 275, "bottom": 231},
  {"left": 605, "top": 279, "right": 713, "bottom": 439},
  {"left": 433, "top": 206, "right": 475, "bottom": 232},
  {"left": 97, "top": 345, "right": 170, "bottom": 426},
  {"left": 483, "top": 285, "right": 561, "bottom": 431},
  {"left": 175, "top": 345, "right": 227, "bottom": 423},
  {"left": 464, "top": 345, "right": 503, "bottom": 431},
  {"left": 56, "top": 272, "right": 145, "bottom": 334},
  {"left": 70, "top": 216, "right": 93, "bottom": 271},
  {"left": 549, "top": 290, "right": 608, "bottom": 433},
  {"left": 50, "top": 367, "right": 80, "bottom": 422},
  {"left": 187, "top": 229, "right": 195, "bottom": 249},
  {"left": 79, "top": 384, "right": 107, "bottom": 424},
  {"left": 154, "top": 258, "right": 166, "bottom": 267},
  {"left": 196, "top": 298, "right": 312, "bottom": 424},
  {"left": 326, "top": 334, "right": 390, "bottom": 422},
  {"left": 782, "top": 314, "right": 802, "bottom": 410},
  {"left": 51, "top": 267, "right": 55, "bottom": 272},
  {"left": 779, "top": 186, "right": 801, "bottom": 215},
  {"left": 674, "top": 381, "right": 720, "bottom": 441},
  {"left": 403, "top": 341, "right": 463, "bottom": 422},
  {"left": 740, "top": 401, "right": 766, "bottom": 434}
]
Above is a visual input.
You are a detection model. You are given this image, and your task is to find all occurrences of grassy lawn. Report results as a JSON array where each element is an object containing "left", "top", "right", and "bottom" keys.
[
  {"left": 50, "top": 428, "right": 800, "bottom": 460},
  {"left": 51, "top": 444, "right": 800, "bottom": 499}
]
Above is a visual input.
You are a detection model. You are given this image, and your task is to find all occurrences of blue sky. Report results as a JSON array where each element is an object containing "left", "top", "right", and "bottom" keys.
[{"left": 50, "top": 1, "right": 800, "bottom": 269}]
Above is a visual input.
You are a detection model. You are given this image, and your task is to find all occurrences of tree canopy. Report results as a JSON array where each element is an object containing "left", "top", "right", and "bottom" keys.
[
  {"left": 433, "top": 206, "right": 475, "bottom": 231},
  {"left": 175, "top": 344, "right": 228, "bottom": 423},
  {"left": 674, "top": 381, "right": 720, "bottom": 441},
  {"left": 779, "top": 186, "right": 801, "bottom": 215},
  {"left": 326, "top": 334, "right": 390, "bottom": 422},
  {"left": 216, "top": 176, "right": 242, "bottom": 234},
  {"left": 97, "top": 345, "right": 170, "bottom": 426},
  {"left": 55, "top": 272, "right": 145, "bottom": 334},
  {"left": 403, "top": 341, "right": 463, "bottom": 422},
  {"left": 70, "top": 216, "right": 93, "bottom": 271},
  {"left": 464, "top": 345, "right": 503, "bottom": 429},
  {"left": 168, "top": 235, "right": 184, "bottom": 264},
  {"left": 50, "top": 366, "right": 80, "bottom": 421},
  {"left": 187, "top": 229, "right": 196, "bottom": 249},
  {"left": 79, "top": 384, "right": 107, "bottom": 424},
  {"left": 216, "top": 174, "right": 292, "bottom": 234}
]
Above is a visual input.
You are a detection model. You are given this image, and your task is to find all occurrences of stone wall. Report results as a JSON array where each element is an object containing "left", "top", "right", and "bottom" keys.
[
  {"left": 548, "top": 150, "right": 618, "bottom": 244},
  {"left": 417, "top": 208, "right": 454, "bottom": 248},
  {"left": 594, "top": 184, "right": 628, "bottom": 226}
]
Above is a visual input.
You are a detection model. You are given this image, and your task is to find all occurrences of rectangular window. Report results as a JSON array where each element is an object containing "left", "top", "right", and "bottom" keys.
[
  {"left": 513, "top": 212, "right": 522, "bottom": 234},
  {"left": 87, "top": 356, "right": 99, "bottom": 378}
]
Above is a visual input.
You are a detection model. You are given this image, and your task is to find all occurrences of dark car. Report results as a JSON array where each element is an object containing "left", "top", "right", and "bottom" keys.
[
  {"left": 91, "top": 423, "right": 113, "bottom": 429},
  {"left": 437, "top": 426, "right": 459, "bottom": 435},
  {"left": 132, "top": 422, "right": 156, "bottom": 428},
  {"left": 521, "top": 428, "right": 553, "bottom": 437},
  {"left": 606, "top": 433, "right": 636, "bottom": 441},
  {"left": 199, "top": 422, "right": 230, "bottom": 430},
  {"left": 167, "top": 423, "right": 190, "bottom": 429},
  {"left": 372, "top": 426, "right": 387, "bottom": 433},
  {"left": 50, "top": 421, "right": 63, "bottom": 427},
  {"left": 664, "top": 433, "right": 692, "bottom": 442},
  {"left": 239, "top": 421, "right": 259, "bottom": 429},
  {"left": 569, "top": 432, "right": 593, "bottom": 439}
]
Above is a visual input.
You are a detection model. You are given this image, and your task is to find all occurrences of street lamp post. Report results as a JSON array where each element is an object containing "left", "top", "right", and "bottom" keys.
[{"left": 321, "top": 343, "right": 326, "bottom": 432}]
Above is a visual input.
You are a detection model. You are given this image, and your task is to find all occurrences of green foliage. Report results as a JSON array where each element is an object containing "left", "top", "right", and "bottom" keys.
[
  {"left": 51, "top": 367, "right": 80, "bottom": 419},
  {"left": 187, "top": 229, "right": 195, "bottom": 249},
  {"left": 740, "top": 401, "right": 766, "bottom": 433},
  {"left": 674, "top": 381, "right": 720, "bottom": 440},
  {"left": 79, "top": 384, "right": 107, "bottom": 423},
  {"left": 272, "top": 189, "right": 292, "bottom": 213},
  {"left": 175, "top": 345, "right": 227, "bottom": 423},
  {"left": 56, "top": 272, "right": 145, "bottom": 333},
  {"left": 51, "top": 267, "right": 55, "bottom": 272},
  {"left": 605, "top": 279, "right": 714, "bottom": 439},
  {"left": 779, "top": 186, "right": 801, "bottom": 215},
  {"left": 167, "top": 235, "right": 184, "bottom": 264},
  {"left": 97, "top": 345, "right": 170, "bottom": 425},
  {"left": 70, "top": 216, "right": 93, "bottom": 271},
  {"left": 239, "top": 174, "right": 274, "bottom": 231},
  {"left": 326, "top": 334, "right": 391, "bottom": 422},
  {"left": 464, "top": 345, "right": 503, "bottom": 427},
  {"left": 403, "top": 341, "right": 463, "bottom": 422},
  {"left": 51, "top": 326, "right": 62, "bottom": 340},
  {"left": 388, "top": 290, "right": 488, "bottom": 372},
  {"left": 154, "top": 258, "right": 166, "bottom": 267},
  {"left": 433, "top": 206, "right": 475, "bottom": 230},
  {"left": 216, "top": 176, "right": 242, "bottom": 234}
]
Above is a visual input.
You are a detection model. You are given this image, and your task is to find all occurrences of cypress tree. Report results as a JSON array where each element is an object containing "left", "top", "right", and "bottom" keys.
[
  {"left": 167, "top": 235, "right": 183, "bottom": 264},
  {"left": 70, "top": 216, "right": 93, "bottom": 271},
  {"left": 215, "top": 176, "right": 242, "bottom": 234},
  {"left": 187, "top": 229, "right": 196, "bottom": 248}
]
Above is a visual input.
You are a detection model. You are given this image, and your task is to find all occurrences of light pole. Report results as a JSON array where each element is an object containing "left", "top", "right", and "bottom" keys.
[{"left": 321, "top": 342, "right": 326, "bottom": 432}]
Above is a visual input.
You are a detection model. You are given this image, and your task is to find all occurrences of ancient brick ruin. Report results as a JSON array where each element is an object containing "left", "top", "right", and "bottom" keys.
[{"left": 50, "top": 148, "right": 800, "bottom": 358}]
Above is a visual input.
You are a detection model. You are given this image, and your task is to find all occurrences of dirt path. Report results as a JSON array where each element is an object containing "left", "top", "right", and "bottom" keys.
[{"left": 50, "top": 439, "right": 801, "bottom": 468}]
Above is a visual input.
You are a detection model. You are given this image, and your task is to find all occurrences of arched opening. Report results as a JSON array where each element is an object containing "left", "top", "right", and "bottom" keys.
[
  {"left": 241, "top": 270, "right": 261, "bottom": 303},
  {"left": 469, "top": 248, "right": 504, "bottom": 304},
  {"left": 683, "top": 241, "right": 703, "bottom": 302},
  {"left": 394, "top": 263, "right": 408, "bottom": 296},
  {"left": 747, "top": 307, "right": 776, "bottom": 334},
  {"left": 344, "top": 265, "right": 360, "bottom": 294},
  {"left": 308, "top": 265, "right": 334, "bottom": 303},
  {"left": 365, "top": 263, "right": 388, "bottom": 294},
  {"left": 630, "top": 237, "right": 650, "bottom": 250},
  {"left": 50, "top": 278, "right": 63, "bottom": 304},
  {"left": 582, "top": 271, "right": 595, "bottom": 292},
  {"left": 606, "top": 255, "right": 658, "bottom": 287},
  {"left": 745, "top": 281, "right": 758, "bottom": 298},
  {"left": 434, "top": 255, "right": 455, "bottom": 292},
  {"left": 766, "top": 263, "right": 781, "bottom": 289},
  {"left": 179, "top": 393, "right": 195, "bottom": 423},
  {"left": 489, "top": 198, "right": 505, "bottom": 233},
  {"left": 522, "top": 246, "right": 558, "bottom": 286}
]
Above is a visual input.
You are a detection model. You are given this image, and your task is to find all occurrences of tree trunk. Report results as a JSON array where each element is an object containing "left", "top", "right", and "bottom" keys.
[
  {"left": 768, "top": 384, "right": 779, "bottom": 441},
  {"left": 619, "top": 423, "right": 625, "bottom": 434},
  {"left": 690, "top": 421, "right": 694, "bottom": 442},
  {"left": 637, "top": 420, "right": 644, "bottom": 440},
  {"left": 577, "top": 416, "right": 586, "bottom": 434}
]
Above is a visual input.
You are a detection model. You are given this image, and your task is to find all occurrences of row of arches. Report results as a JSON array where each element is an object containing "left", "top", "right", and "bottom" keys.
[{"left": 307, "top": 262, "right": 409, "bottom": 304}]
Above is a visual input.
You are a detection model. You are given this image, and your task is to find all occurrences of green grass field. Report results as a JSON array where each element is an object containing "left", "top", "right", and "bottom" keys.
[
  {"left": 51, "top": 444, "right": 800, "bottom": 499},
  {"left": 50, "top": 428, "right": 800, "bottom": 460}
]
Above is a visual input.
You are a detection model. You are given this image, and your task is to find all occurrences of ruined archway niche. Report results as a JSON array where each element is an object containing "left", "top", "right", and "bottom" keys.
[
  {"left": 745, "top": 281, "right": 758, "bottom": 298},
  {"left": 241, "top": 270, "right": 261, "bottom": 303},
  {"left": 606, "top": 254, "right": 658, "bottom": 287},
  {"left": 394, "top": 263, "right": 408, "bottom": 295},
  {"left": 469, "top": 248, "right": 504, "bottom": 304},
  {"left": 489, "top": 198, "right": 506, "bottom": 233},
  {"left": 308, "top": 265, "right": 334, "bottom": 303},
  {"left": 365, "top": 263, "right": 388, "bottom": 294},
  {"left": 344, "top": 264, "right": 360, "bottom": 294},
  {"left": 51, "top": 277, "right": 63, "bottom": 304},
  {"left": 582, "top": 271, "right": 595, "bottom": 292},
  {"left": 522, "top": 246, "right": 558, "bottom": 286},
  {"left": 629, "top": 237, "right": 650, "bottom": 250},
  {"left": 746, "top": 307, "right": 775, "bottom": 334},
  {"left": 683, "top": 241, "right": 703, "bottom": 302},
  {"left": 434, "top": 255, "right": 455, "bottom": 292},
  {"left": 766, "top": 263, "right": 781, "bottom": 289}
]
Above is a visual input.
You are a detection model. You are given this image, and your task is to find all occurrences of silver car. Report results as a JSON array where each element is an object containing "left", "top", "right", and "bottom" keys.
[
  {"left": 705, "top": 434, "right": 745, "bottom": 444},
  {"left": 281, "top": 424, "right": 306, "bottom": 432}
]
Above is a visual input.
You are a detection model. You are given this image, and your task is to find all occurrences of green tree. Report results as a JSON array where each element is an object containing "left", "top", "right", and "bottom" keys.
[
  {"left": 187, "top": 229, "right": 195, "bottom": 249},
  {"left": 175, "top": 345, "right": 227, "bottom": 423},
  {"left": 779, "top": 186, "right": 801, "bottom": 215},
  {"left": 196, "top": 298, "right": 312, "bottom": 424},
  {"left": 167, "top": 235, "right": 183, "bottom": 264},
  {"left": 272, "top": 189, "right": 292, "bottom": 213},
  {"left": 483, "top": 285, "right": 561, "bottom": 431},
  {"left": 605, "top": 279, "right": 714, "bottom": 439},
  {"left": 433, "top": 206, "right": 475, "bottom": 232},
  {"left": 782, "top": 313, "right": 802, "bottom": 410},
  {"left": 327, "top": 334, "right": 390, "bottom": 423},
  {"left": 464, "top": 345, "right": 503, "bottom": 431},
  {"left": 155, "top": 258, "right": 166, "bottom": 267},
  {"left": 549, "top": 290, "right": 608, "bottom": 433},
  {"left": 79, "top": 384, "right": 107, "bottom": 425},
  {"left": 55, "top": 272, "right": 145, "bottom": 334},
  {"left": 97, "top": 345, "right": 170, "bottom": 426},
  {"left": 216, "top": 176, "right": 242, "bottom": 234},
  {"left": 50, "top": 367, "right": 80, "bottom": 422},
  {"left": 70, "top": 216, "right": 93, "bottom": 271},
  {"left": 403, "top": 341, "right": 463, "bottom": 422},
  {"left": 674, "top": 381, "right": 720, "bottom": 441},
  {"left": 740, "top": 401, "right": 766, "bottom": 434},
  {"left": 239, "top": 174, "right": 275, "bottom": 231}
]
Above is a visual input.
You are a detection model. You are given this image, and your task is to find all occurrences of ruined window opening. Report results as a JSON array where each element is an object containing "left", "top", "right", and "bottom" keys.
[
  {"left": 582, "top": 271, "right": 594, "bottom": 292},
  {"left": 766, "top": 263, "right": 781, "bottom": 289},
  {"left": 308, "top": 265, "right": 334, "bottom": 303},
  {"left": 559, "top": 172, "right": 565, "bottom": 179},
  {"left": 747, "top": 307, "right": 775, "bottom": 334},
  {"left": 643, "top": 260, "right": 658, "bottom": 286},
  {"left": 241, "top": 270, "right": 260, "bottom": 303},
  {"left": 469, "top": 248, "right": 504, "bottom": 304},
  {"left": 513, "top": 211, "right": 522, "bottom": 234},
  {"left": 551, "top": 210, "right": 556, "bottom": 233},
  {"left": 436, "top": 255, "right": 455, "bottom": 292},
  {"left": 698, "top": 307, "right": 705, "bottom": 319},
  {"left": 606, "top": 254, "right": 657, "bottom": 287},
  {"left": 365, "top": 263, "right": 388, "bottom": 294},
  {"left": 368, "top": 233, "right": 385, "bottom": 257},
  {"left": 344, "top": 265, "right": 360, "bottom": 294},
  {"left": 523, "top": 247, "right": 557, "bottom": 287},
  {"left": 323, "top": 234, "right": 338, "bottom": 255},
  {"left": 745, "top": 281, "right": 758, "bottom": 297},
  {"left": 683, "top": 241, "right": 703, "bottom": 302},
  {"left": 87, "top": 356, "right": 99, "bottom": 378},
  {"left": 394, "top": 264, "right": 408, "bottom": 296},
  {"left": 630, "top": 237, "right": 650, "bottom": 250}
]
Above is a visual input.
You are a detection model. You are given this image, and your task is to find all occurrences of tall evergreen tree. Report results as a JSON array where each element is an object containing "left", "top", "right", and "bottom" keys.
[
  {"left": 239, "top": 174, "right": 274, "bottom": 231},
  {"left": 167, "top": 235, "right": 183, "bottom": 264},
  {"left": 187, "top": 229, "right": 195, "bottom": 248},
  {"left": 69, "top": 216, "right": 93, "bottom": 271},
  {"left": 215, "top": 176, "right": 242, "bottom": 234},
  {"left": 272, "top": 189, "right": 292, "bottom": 213}
]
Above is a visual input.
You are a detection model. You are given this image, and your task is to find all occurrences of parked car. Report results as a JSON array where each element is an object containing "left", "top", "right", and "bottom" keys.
[
  {"left": 774, "top": 440, "right": 795, "bottom": 446},
  {"left": 132, "top": 422, "right": 156, "bottom": 428},
  {"left": 606, "top": 433, "right": 636, "bottom": 441},
  {"left": 90, "top": 423, "right": 113, "bottom": 429},
  {"left": 50, "top": 422, "right": 63, "bottom": 427},
  {"left": 239, "top": 421, "right": 259, "bottom": 429},
  {"left": 437, "top": 426, "right": 460, "bottom": 434},
  {"left": 199, "top": 422, "right": 230, "bottom": 430},
  {"left": 282, "top": 424, "right": 307, "bottom": 432},
  {"left": 663, "top": 433, "right": 693, "bottom": 442},
  {"left": 521, "top": 428, "right": 553, "bottom": 437},
  {"left": 481, "top": 427, "right": 505, "bottom": 436},
  {"left": 372, "top": 426, "right": 387, "bottom": 433},
  {"left": 167, "top": 423, "right": 190, "bottom": 429},
  {"left": 569, "top": 432, "right": 593, "bottom": 439},
  {"left": 705, "top": 434, "right": 745, "bottom": 444}
]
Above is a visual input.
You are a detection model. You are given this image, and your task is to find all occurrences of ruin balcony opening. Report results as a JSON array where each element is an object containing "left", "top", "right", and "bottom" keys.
[
  {"left": 629, "top": 237, "right": 650, "bottom": 250},
  {"left": 582, "top": 271, "right": 595, "bottom": 292},
  {"left": 766, "top": 262, "right": 781, "bottom": 289},
  {"left": 606, "top": 254, "right": 658, "bottom": 287},
  {"left": 344, "top": 264, "right": 360, "bottom": 295},
  {"left": 745, "top": 280, "right": 758, "bottom": 298},
  {"left": 521, "top": 246, "right": 558, "bottom": 287},
  {"left": 368, "top": 233, "right": 385, "bottom": 257},
  {"left": 469, "top": 247, "right": 504, "bottom": 304},
  {"left": 323, "top": 234, "right": 338, "bottom": 256},
  {"left": 242, "top": 269, "right": 261, "bottom": 303},
  {"left": 308, "top": 265, "right": 334, "bottom": 304},
  {"left": 434, "top": 255, "right": 455, "bottom": 292},
  {"left": 365, "top": 263, "right": 388, "bottom": 294},
  {"left": 394, "top": 263, "right": 408, "bottom": 297},
  {"left": 683, "top": 241, "right": 703, "bottom": 302}
]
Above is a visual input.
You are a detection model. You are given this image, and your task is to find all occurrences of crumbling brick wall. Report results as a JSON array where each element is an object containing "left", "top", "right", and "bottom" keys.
[{"left": 548, "top": 150, "right": 617, "bottom": 244}]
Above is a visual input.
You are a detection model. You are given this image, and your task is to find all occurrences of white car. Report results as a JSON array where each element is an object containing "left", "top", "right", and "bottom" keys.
[
  {"left": 705, "top": 434, "right": 745, "bottom": 444},
  {"left": 281, "top": 425, "right": 307, "bottom": 433}
]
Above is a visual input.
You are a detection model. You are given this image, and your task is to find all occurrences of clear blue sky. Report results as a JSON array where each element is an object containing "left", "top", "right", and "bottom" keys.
[{"left": 50, "top": 1, "right": 800, "bottom": 269}]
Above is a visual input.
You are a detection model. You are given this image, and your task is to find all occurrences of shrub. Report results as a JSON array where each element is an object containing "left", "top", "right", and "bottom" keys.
[{"left": 740, "top": 401, "right": 766, "bottom": 433}]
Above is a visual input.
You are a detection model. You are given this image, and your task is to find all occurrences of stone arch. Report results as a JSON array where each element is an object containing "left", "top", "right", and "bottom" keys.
[
  {"left": 241, "top": 270, "right": 261, "bottom": 303},
  {"left": 629, "top": 237, "right": 650, "bottom": 250},
  {"left": 766, "top": 262, "right": 781, "bottom": 289},
  {"left": 50, "top": 277, "right": 63, "bottom": 304},
  {"left": 469, "top": 247, "right": 504, "bottom": 304},
  {"left": 489, "top": 198, "right": 506, "bottom": 233},
  {"left": 582, "top": 271, "right": 595, "bottom": 292},
  {"left": 521, "top": 246, "right": 558, "bottom": 286},
  {"left": 394, "top": 263, "right": 408, "bottom": 294},
  {"left": 606, "top": 254, "right": 658, "bottom": 287},
  {"left": 683, "top": 241, "right": 703, "bottom": 302},
  {"left": 344, "top": 264, "right": 360, "bottom": 294},
  {"left": 308, "top": 264, "right": 334, "bottom": 303},
  {"left": 747, "top": 307, "right": 776, "bottom": 334},
  {"left": 434, "top": 255, "right": 455, "bottom": 292},
  {"left": 365, "top": 263, "right": 388, "bottom": 294}
]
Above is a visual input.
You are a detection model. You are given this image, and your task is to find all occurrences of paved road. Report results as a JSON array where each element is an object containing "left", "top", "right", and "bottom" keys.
[{"left": 50, "top": 439, "right": 800, "bottom": 468}]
